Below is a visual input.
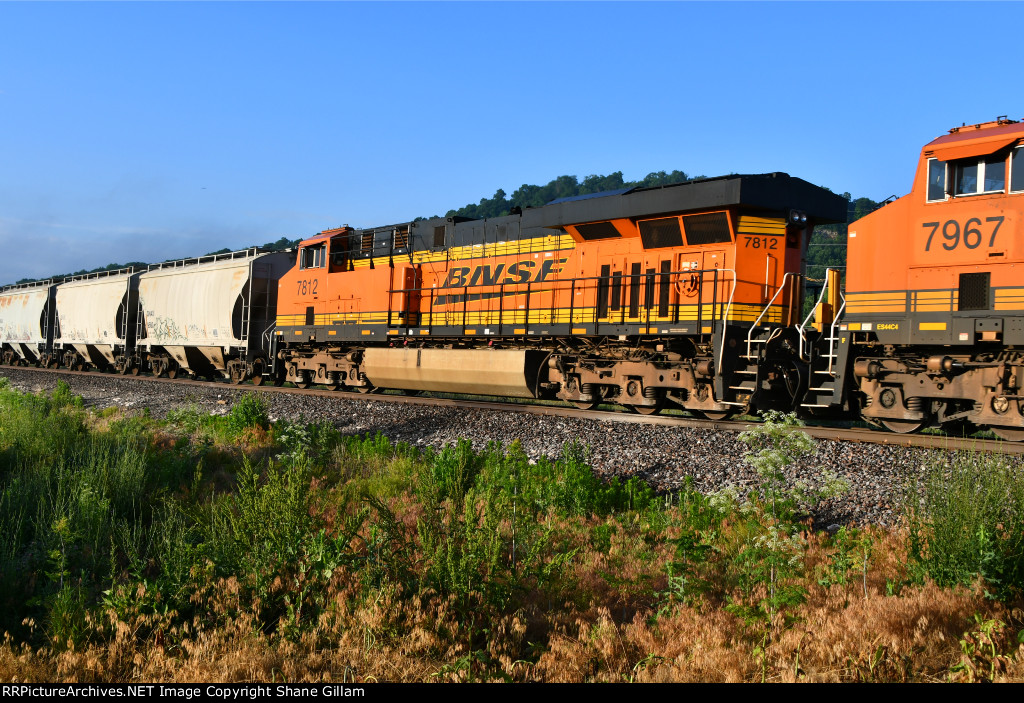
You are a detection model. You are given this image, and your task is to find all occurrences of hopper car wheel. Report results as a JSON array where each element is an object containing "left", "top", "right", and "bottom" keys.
[
  {"left": 230, "top": 368, "right": 247, "bottom": 385},
  {"left": 992, "top": 426, "right": 1024, "bottom": 442},
  {"left": 167, "top": 368, "right": 179, "bottom": 379},
  {"left": 356, "top": 385, "right": 381, "bottom": 394},
  {"left": 880, "top": 419, "right": 927, "bottom": 434},
  {"left": 252, "top": 374, "right": 265, "bottom": 386},
  {"left": 130, "top": 366, "right": 140, "bottom": 376}
]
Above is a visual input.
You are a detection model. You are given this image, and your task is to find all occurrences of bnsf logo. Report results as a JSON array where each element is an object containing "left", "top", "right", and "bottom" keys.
[{"left": 441, "top": 258, "right": 568, "bottom": 289}]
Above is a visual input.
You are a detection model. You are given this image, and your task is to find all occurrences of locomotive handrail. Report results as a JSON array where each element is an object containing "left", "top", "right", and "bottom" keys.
[
  {"left": 262, "top": 321, "right": 278, "bottom": 372},
  {"left": 715, "top": 268, "right": 738, "bottom": 377},
  {"left": 798, "top": 267, "right": 838, "bottom": 362},
  {"left": 828, "top": 286, "right": 847, "bottom": 376},
  {"left": 384, "top": 266, "right": 736, "bottom": 336},
  {"left": 746, "top": 271, "right": 798, "bottom": 360}
]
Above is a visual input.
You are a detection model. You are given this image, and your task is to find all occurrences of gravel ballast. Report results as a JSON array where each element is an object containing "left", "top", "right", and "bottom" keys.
[{"left": 2, "top": 367, "right": 1015, "bottom": 528}]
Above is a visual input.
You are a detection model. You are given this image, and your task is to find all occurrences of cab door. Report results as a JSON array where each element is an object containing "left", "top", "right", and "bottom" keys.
[
  {"left": 701, "top": 249, "right": 728, "bottom": 325},
  {"left": 296, "top": 243, "right": 328, "bottom": 326}
]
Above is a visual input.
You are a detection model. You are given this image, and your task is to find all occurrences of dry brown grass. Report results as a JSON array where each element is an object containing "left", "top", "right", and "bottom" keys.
[{"left": 3, "top": 522, "right": 1022, "bottom": 683}]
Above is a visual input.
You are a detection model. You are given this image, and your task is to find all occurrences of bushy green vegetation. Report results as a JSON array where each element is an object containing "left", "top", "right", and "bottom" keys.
[
  {"left": 904, "top": 451, "right": 1024, "bottom": 598},
  {"left": 1, "top": 383, "right": 1023, "bottom": 682}
]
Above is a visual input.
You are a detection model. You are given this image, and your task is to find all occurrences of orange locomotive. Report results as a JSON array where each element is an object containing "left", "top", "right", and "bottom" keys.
[
  {"left": 274, "top": 174, "right": 846, "bottom": 417},
  {"left": 824, "top": 117, "right": 1024, "bottom": 440}
]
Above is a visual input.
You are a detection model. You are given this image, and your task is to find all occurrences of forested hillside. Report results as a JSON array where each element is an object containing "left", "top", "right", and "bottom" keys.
[
  {"left": 443, "top": 170, "right": 700, "bottom": 220},
  {"left": 805, "top": 194, "right": 881, "bottom": 286},
  {"left": 13, "top": 174, "right": 877, "bottom": 285}
]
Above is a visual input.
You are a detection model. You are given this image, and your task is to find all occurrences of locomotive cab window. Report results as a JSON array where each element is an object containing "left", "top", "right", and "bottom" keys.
[
  {"left": 300, "top": 244, "right": 326, "bottom": 270},
  {"left": 927, "top": 158, "right": 947, "bottom": 201},
  {"left": 329, "top": 237, "right": 349, "bottom": 271},
  {"left": 927, "top": 154, "right": 1007, "bottom": 200},
  {"left": 1013, "top": 146, "right": 1024, "bottom": 192}
]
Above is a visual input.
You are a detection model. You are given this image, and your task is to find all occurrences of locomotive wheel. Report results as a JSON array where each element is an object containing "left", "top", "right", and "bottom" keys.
[
  {"left": 701, "top": 410, "right": 735, "bottom": 421},
  {"left": 572, "top": 400, "right": 599, "bottom": 410},
  {"left": 356, "top": 385, "right": 381, "bottom": 394},
  {"left": 230, "top": 367, "right": 247, "bottom": 385},
  {"left": 130, "top": 366, "right": 140, "bottom": 376},
  {"left": 293, "top": 371, "right": 312, "bottom": 389},
  {"left": 632, "top": 403, "right": 663, "bottom": 416},
  {"left": 880, "top": 419, "right": 927, "bottom": 434},
  {"left": 992, "top": 426, "right": 1024, "bottom": 442},
  {"left": 252, "top": 374, "right": 265, "bottom": 386}
]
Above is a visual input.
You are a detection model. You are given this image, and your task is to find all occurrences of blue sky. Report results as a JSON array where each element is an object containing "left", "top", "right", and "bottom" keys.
[{"left": 0, "top": 1, "right": 1020, "bottom": 284}]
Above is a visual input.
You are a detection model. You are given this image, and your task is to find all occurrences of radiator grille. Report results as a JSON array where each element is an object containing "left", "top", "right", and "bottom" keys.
[
  {"left": 577, "top": 222, "right": 620, "bottom": 240},
  {"left": 958, "top": 272, "right": 990, "bottom": 311},
  {"left": 683, "top": 212, "right": 731, "bottom": 244},
  {"left": 639, "top": 218, "right": 683, "bottom": 249}
]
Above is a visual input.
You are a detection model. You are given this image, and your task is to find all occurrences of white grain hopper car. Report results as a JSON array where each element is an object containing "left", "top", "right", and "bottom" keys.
[
  {"left": 0, "top": 280, "right": 57, "bottom": 366},
  {"left": 137, "top": 248, "right": 293, "bottom": 382},
  {"left": 54, "top": 268, "right": 140, "bottom": 374}
]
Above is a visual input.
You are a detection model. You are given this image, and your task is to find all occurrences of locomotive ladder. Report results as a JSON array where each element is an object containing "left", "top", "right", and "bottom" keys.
[{"left": 800, "top": 268, "right": 848, "bottom": 409}]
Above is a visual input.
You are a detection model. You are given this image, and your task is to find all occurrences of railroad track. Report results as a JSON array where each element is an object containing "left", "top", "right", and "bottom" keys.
[{"left": 5, "top": 364, "right": 1023, "bottom": 456}]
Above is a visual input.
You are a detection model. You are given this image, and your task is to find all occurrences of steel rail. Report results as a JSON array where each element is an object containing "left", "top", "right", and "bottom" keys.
[{"left": 3, "top": 365, "right": 1023, "bottom": 456}]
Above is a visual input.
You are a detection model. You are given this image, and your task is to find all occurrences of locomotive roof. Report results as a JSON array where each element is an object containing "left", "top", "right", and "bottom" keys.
[
  {"left": 305, "top": 172, "right": 848, "bottom": 247},
  {"left": 924, "top": 118, "right": 1024, "bottom": 161},
  {"left": 528, "top": 172, "right": 848, "bottom": 228}
]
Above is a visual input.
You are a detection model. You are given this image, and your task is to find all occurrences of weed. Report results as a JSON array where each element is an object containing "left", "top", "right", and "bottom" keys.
[
  {"left": 226, "top": 393, "right": 270, "bottom": 436},
  {"left": 950, "top": 614, "right": 1015, "bottom": 682},
  {"left": 904, "top": 450, "right": 1024, "bottom": 598}
]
